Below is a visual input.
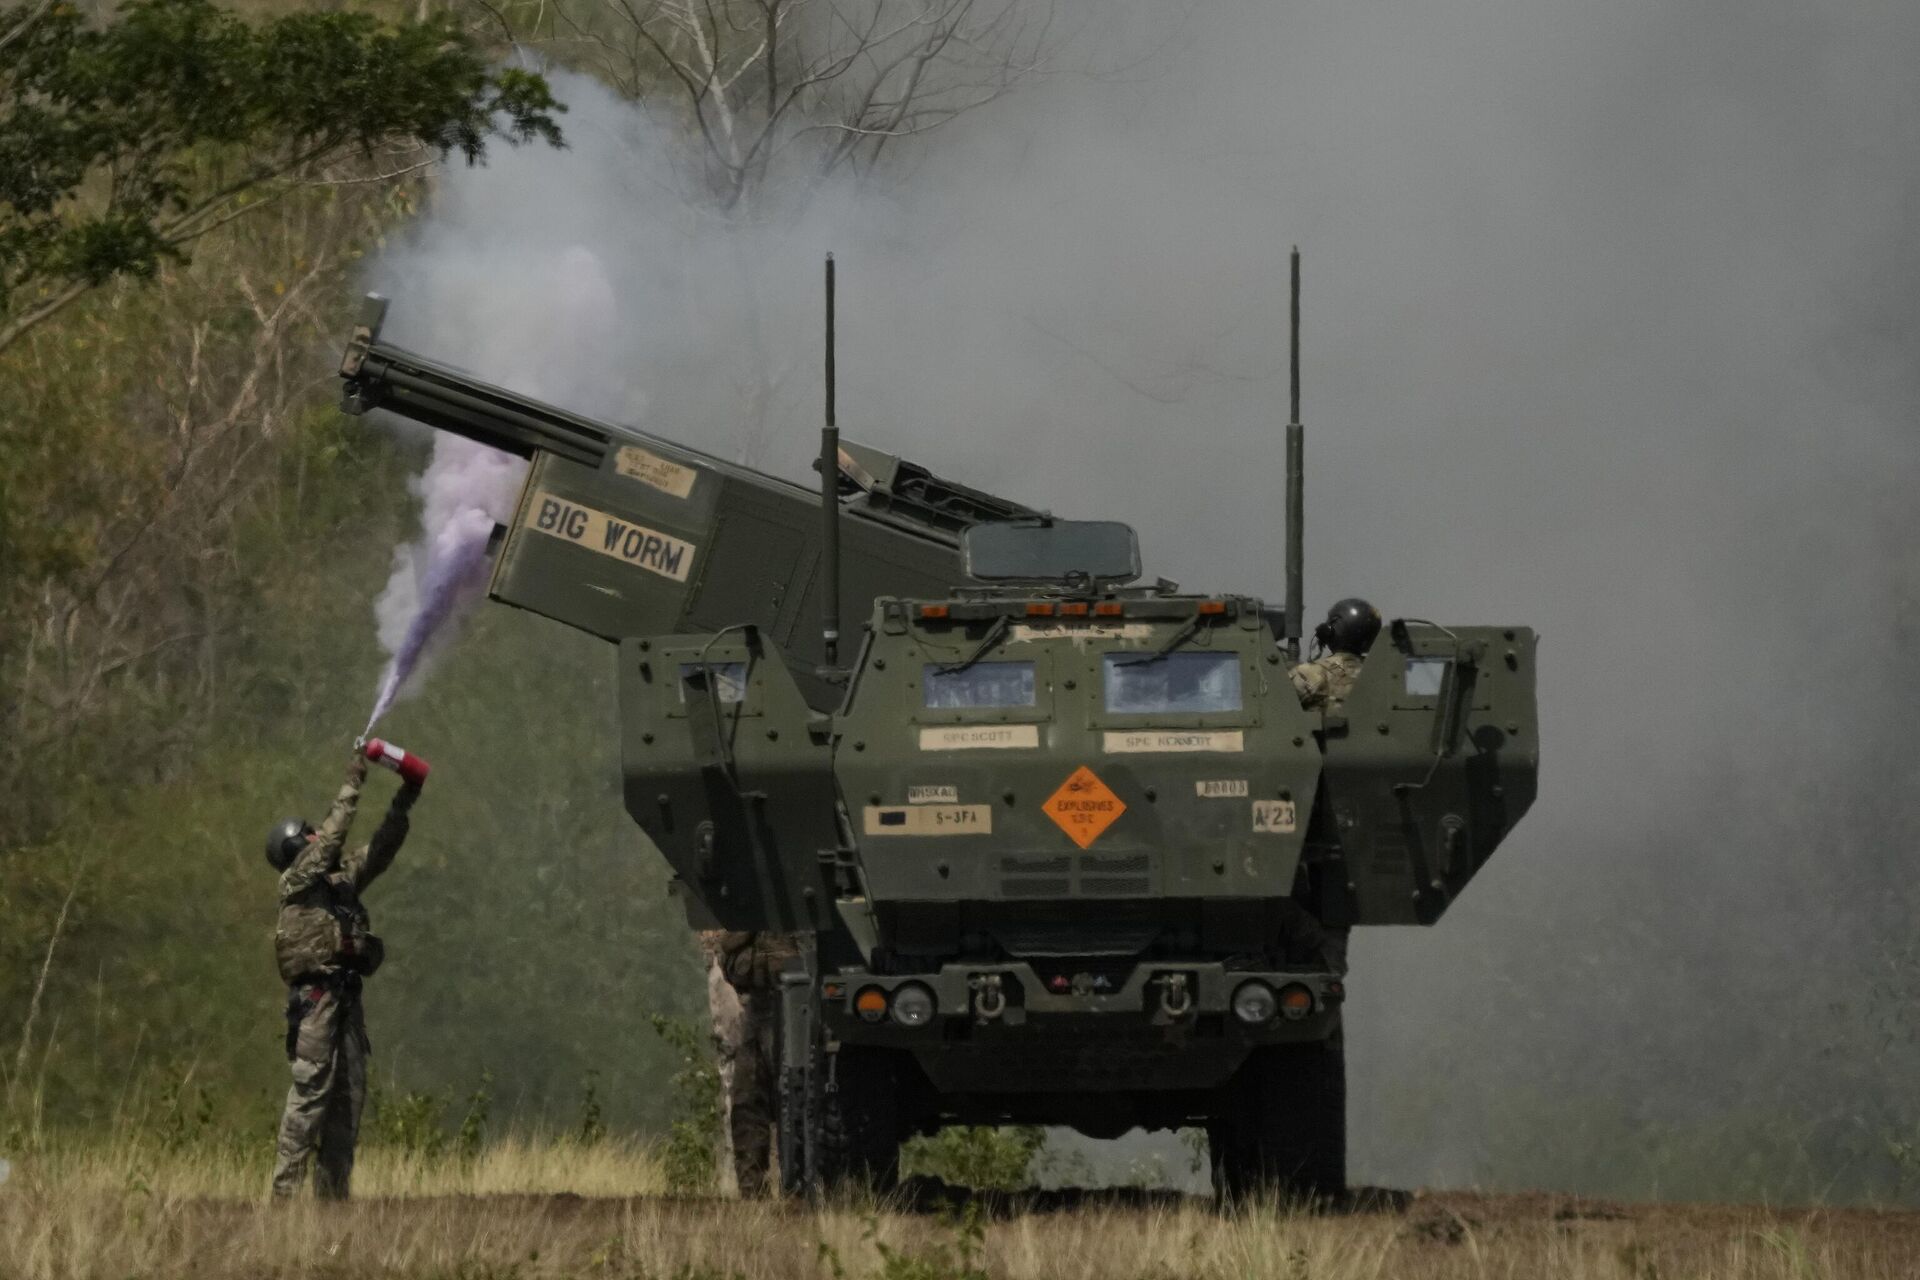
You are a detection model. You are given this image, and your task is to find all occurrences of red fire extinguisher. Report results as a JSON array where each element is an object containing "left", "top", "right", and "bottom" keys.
[{"left": 363, "top": 738, "right": 431, "bottom": 786}]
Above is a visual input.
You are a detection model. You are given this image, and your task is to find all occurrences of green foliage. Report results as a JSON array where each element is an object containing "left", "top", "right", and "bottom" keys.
[
  {"left": 456, "top": 1069, "right": 493, "bottom": 1161},
  {"left": 868, "top": 1207, "right": 990, "bottom": 1280},
  {"left": 373, "top": 1085, "right": 449, "bottom": 1160},
  {"left": 903, "top": 1126, "right": 1044, "bottom": 1191},
  {"left": 578, "top": 1071, "right": 606, "bottom": 1146},
  {"left": 152, "top": 1073, "right": 218, "bottom": 1153},
  {"left": 0, "top": 0, "right": 564, "bottom": 339},
  {"left": 648, "top": 1015, "right": 720, "bottom": 1195}
]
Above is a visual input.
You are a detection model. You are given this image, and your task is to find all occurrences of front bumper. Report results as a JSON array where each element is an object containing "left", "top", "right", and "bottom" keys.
[{"left": 821, "top": 962, "right": 1342, "bottom": 1096}]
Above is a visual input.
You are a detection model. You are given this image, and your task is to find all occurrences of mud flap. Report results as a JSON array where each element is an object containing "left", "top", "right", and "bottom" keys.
[{"left": 777, "top": 956, "right": 822, "bottom": 1197}]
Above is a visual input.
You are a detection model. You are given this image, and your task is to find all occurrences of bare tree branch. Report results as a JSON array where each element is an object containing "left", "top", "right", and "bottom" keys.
[
  {"left": 8, "top": 873, "right": 81, "bottom": 1110},
  {"left": 0, "top": 0, "right": 55, "bottom": 55}
]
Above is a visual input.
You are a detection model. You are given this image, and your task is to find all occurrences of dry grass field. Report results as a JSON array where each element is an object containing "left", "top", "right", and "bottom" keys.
[{"left": 4, "top": 1141, "right": 1920, "bottom": 1280}]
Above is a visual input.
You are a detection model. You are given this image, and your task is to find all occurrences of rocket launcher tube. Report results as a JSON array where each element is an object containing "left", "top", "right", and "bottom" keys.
[
  {"left": 337, "top": 294, "right": 1042, "bottom": 532},
  {"left": 364, "top": 738, "right": 430, "bottom": 787}
]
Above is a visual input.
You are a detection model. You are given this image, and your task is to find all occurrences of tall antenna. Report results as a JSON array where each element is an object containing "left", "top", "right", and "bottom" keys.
[
  {"left": 1284, "top": 246, "right": 1305, "bottom": 663},
  {"left": 820, "top": 253, "right": 842, "bottom": 668}
]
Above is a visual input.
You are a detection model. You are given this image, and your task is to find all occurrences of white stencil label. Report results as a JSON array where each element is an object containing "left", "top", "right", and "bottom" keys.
[
  {"left": 1104, "top": 730, "right": 1245, "bottom": 754},
  {"left": 863, "top": 804, "right": 992, "bottom": 836},
  {"left": 919, "top": 725, "right": 1041, "bottom": 751},
  {"left": 614, "top": 446, "right": 699, "bottom": 499},
  {"left": 1252, "top": 799, "right": 1297, "bottom": 834}
]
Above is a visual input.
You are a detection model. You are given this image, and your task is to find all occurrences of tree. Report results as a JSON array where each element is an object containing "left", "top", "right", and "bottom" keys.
[
  {"left": 459, "top": 0, "right": 1064, "bottom": 461},
  {"left": 466, "top": 0, "right": 1058, "bottom": 214},
  {"left": 0, "top": 0, "right": 565, "bottom": 353}
]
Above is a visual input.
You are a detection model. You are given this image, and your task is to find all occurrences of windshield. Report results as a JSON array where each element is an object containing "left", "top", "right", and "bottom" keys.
[
  {"left": 1103, "top": 651, "right": 1241, "bottom": 714},
  {"left": 924, "top": 661, "right": 1037, "bottom": 708}
]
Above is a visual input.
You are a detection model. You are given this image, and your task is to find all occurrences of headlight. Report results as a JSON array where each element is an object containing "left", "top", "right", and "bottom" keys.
[
  {"left": 1232, "top": 981, "right": 1276, "bottom": 1025},
  {"left": 891, "top": 983, "right": 936, "bottom": 1028}
]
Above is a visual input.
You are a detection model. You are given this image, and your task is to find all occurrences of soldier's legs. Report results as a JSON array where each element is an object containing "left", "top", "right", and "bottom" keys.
[
  {"left": 314, "top": 999, "right": 369, "bottom": 1201},
  {"left": 705, "top": 942, "right": 748, "bottom": 1196},
  {"left": 729, "top": 988, "right": 778, "bottom": 1197},
  {"left": 271, "top": 985, "right": 344, "bottom": 1198}
]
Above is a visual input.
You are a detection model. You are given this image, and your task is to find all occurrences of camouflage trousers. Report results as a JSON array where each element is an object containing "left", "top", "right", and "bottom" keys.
[
  {"left": 271, "top": 978, "right": 369, "bottom": 1200},
  {"left": 702, "top": 936, "right": 783, "bottom": 1197}
]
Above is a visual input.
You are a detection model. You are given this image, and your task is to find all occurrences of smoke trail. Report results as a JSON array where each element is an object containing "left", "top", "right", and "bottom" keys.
[
  {"left": 363, "top": 245, "right": 620, "bottom": 730},
  {"left": 364, "top": 439, "right": 527, "bottom": 733}
]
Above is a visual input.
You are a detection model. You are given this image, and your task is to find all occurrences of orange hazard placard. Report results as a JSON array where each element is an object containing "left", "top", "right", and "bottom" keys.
[{"left": 1043, "top": 766, "right": 1127, "bottom": 850}]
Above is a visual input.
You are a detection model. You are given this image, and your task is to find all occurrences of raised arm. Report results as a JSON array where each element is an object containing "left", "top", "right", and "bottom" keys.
[
  {"left": 343, "top": 780, "right": 420, "bottom": 891},
  {"left": 281, "top": 754, "right": 368, "bottom": 899}
]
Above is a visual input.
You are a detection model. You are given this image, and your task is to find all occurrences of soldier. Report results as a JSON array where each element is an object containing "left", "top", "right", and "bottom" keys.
[
  {"left": 700, "top": 929, "right": 800, "bottom": 1197},
  {"left": 1291, "top": 597, "right": 1381, "bottom": 710},
  {"left": 265, "top": 749, "right": 421, "bottom": 1200}
]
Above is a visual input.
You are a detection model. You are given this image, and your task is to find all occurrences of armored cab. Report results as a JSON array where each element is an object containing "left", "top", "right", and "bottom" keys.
[{"left": 616, "top": 521, "right": 1537, "bottom": 1195}]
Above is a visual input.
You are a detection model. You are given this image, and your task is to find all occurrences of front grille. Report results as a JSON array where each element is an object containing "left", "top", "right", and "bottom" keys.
[
  {"left": 1080, "top": 876, "right": 1151, "bottom": 895},
  {"left": 997, "top": 852, "right": 1155, "bottom": 898},
  {"left": 1079, "top": 853, "right": 1150, "bottom": 874},
  {"left": 1002, "top": 877, "right": 1072, "bottom": 897},
  {"left": 1002, "top": 855, "right": 1071, "bottom": 874}
]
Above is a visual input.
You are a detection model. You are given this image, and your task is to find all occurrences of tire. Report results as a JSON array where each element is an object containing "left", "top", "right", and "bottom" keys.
[
  {"left": 1212, "top": 1038, "right": 1347, "bottom": 1203},
  {"left": 816, "top": 1045, "right": 907, "bottom": 1192}
]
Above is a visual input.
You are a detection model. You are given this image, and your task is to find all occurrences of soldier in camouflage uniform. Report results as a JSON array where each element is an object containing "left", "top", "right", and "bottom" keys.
[
  {"left": 1290, "top": 597, "right": 1381, "bottom": 710},
  {"left": 265, "top": 750, "right": 421, "bottom": 1200},
  {"left": 700, "top": 929, "right": 801, "bottom": 1197}
]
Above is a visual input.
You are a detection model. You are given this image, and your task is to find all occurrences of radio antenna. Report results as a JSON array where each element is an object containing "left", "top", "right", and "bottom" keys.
[
  {"left": 1284, "top": 246, "right": 1305, "bottom": 663},
  {"left": 820, "top": 253, "right": 842, "bottom": 669}
]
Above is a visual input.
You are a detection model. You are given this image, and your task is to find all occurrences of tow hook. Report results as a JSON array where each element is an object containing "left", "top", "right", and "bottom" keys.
[
  {"left": 970, "top": 973, "right": 1007, "bottom": 1021},
  {"left": 1157, "top": 972, "right": 1194, "bottom": 1019}
]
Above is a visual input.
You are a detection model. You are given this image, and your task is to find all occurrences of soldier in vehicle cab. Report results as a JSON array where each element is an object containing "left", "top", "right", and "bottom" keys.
[{"left": 1290, "top": 598, "right": 1381, "bottom": 709}]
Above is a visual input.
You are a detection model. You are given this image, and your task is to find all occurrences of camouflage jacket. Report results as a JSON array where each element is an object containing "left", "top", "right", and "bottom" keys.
[
  {"left": 275, "top": 765, "right": 418, "bottom": 984},
  {"left": 1289, "top": 651, "right": 1365, "bottom": 710},
  {"left": 700, "top": 930, "right": 802, "bottom": 993}
]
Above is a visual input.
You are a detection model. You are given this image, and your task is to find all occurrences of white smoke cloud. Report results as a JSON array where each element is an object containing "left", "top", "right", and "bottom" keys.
[{"left": 361, "top": 0, "right": 1920, "bottom": 1201}]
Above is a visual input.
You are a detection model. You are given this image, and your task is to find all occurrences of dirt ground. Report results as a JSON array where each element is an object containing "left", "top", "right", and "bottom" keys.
[{"left": 9, "top": 1179, "right": 1920, "bottom": 1280}]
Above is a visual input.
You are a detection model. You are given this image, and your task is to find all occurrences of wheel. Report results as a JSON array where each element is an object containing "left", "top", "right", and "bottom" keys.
[
  {"left": 817, "top": 1045, "right": 908, "bottom": 1191},
  {"left": 1212, "top": 1038, "right": 1347, "bottom": 1203}
]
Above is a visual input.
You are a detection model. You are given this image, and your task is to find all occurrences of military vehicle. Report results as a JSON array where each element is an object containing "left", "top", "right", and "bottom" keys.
[{"left": 337, "top": 255, "right": 1538, "bottom": 1197}]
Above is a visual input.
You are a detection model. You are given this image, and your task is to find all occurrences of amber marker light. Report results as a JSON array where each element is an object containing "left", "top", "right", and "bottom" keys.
[
  {"left": 1094, "top": 602, "right": 1125, "bottom": 618},
  {"left": 1277, "top": 983, "right": 1315, "bottom": 1021},
  {"left": 855, "top": 986, "right": 889, "bottom": 1023},
  {"left": 1197, "top": 600, "right": 1229, "bottom": 616},
  {"left": 1025, "top": 602, "right": 1055, "bottom": 617},
  {"left": 918, "top": 604, "right": 950, "bottom": 620},
  {"left": 1058, "top": 602, "right": 1090, "bottom": 617}
]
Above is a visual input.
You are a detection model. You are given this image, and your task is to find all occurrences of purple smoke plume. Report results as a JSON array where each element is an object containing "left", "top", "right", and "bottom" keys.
[
  {"left": 364, "top": 439, "right": 527, "bottom": 735},
  {"left": 361, "top": 244, "right": 621, "bottom": 733}
]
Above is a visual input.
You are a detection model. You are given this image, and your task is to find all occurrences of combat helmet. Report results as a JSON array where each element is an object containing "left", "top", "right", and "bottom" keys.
[
  {"left": 265, "top": 818, "right": 314, "bottom": 872},
  {"left": 1314, "top": 597, "right": 1382, "bottom": 655}
]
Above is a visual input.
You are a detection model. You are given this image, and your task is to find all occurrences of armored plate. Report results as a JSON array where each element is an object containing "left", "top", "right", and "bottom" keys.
[
  {"left": 1313, "top": 623, "right": 1539, "bottom": 924},
  {"left": 832, "top": 597, "right": 1325, "bottom": 954},
  {"left": 617, "top": 631, "right": 840, "bottom": 932}
]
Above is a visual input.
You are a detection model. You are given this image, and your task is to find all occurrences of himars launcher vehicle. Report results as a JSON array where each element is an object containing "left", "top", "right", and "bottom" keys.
[{"left": 338, "top": 255, "right": 1538, "bottom": 1197}]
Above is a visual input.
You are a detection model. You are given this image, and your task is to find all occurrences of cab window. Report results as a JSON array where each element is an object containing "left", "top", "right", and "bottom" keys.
[
  {"left": 1103, "top": 651, "right": 1241, "bottom": 714},
  {"left": 1404, "top": 657, "right": 1449, "bottom": 697},
  {"left": 679, "top": 661, "right": 747, "bottom": 703},
  {"left": 924, "top": 661, "right": 1037, "bottom": 709}
]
